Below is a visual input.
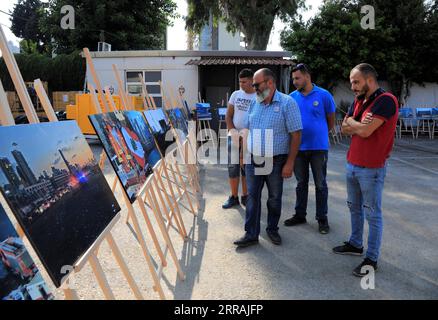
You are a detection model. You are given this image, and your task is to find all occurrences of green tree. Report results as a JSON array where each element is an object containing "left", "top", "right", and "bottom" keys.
[
  {"left": 280, "top": 0, "right": 437, "bottom": 101},
  {"left": 186, "top": 0, "right": 304, "bottom": 50},
  {"left": 10, "top": 0, "right": 50, "bottom": 54},
  {"left": 41, "top": 0, "right": 178, "bottom": 54}
]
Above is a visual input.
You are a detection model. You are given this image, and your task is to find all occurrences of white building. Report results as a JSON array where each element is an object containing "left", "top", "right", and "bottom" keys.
[{"left": 86, "top": 50, "right": 294, "bottom": 111}]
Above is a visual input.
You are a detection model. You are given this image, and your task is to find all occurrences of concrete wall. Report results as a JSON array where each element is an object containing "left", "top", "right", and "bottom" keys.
[{"left": 88, "top": 56, "right": 200, "bottom": 108}]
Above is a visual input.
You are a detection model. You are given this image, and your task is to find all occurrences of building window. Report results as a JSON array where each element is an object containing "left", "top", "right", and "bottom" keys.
[{"left": 126, "top": 71, "right": 162, "bottom": 108}]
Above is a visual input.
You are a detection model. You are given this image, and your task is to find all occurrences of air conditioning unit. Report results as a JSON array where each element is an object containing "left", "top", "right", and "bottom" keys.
[{"left": 98, "top": 42, "right": 111, "bottom": 52}]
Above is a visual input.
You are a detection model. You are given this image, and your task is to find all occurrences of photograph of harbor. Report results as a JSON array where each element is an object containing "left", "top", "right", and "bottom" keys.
[
  {"left": 89, "top": 111, "right": 161, "bottom": 203},
  {"left": 0, "top": 121, "right": 121, "bottom": 287},
  {"left": 0, "top": 204, "right": 54, "bottom": 300}
]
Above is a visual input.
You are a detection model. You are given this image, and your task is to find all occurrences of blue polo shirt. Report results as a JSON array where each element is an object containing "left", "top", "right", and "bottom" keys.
[
  {"left": 246, "top": 90, "right": 302, "bottom": 157},
  {"left": 290, "top": 85, "right": 336, "bottom": 151}
]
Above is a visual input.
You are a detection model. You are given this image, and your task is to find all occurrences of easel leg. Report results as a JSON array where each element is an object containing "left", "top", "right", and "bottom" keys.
[
  {"left": 166, "top": 162, "right": 184, "bottom": 198},
  {"left": 159, "top": 162, "right": 187, "bottom": 239},
  {"left": 151, "top": 175, "right": 176, "bottom": 231},
  {"left": 63, "top": 288, "right": 80, "bottom": 300},
  {"left": 89, "top": 253, "right": 116, "bottom": 300},
  {"left": 176, "top": 163, "right": 199, "bottom": 213},
  {"left": 119, "top": 185, "right": 167, "bottom": 267},
  {"left": 153, "top": 174, "right": 187, "bottom": 239},
  {"left": 130, "top": 196, "right": 168, "bottom": 268},
  {"left": 169, "top": 162, "right": 197, "bottom": 215},
  {"left": 106, "top": 233, "right": 144, "bottom": 300},
  {"left": 142, "top": 190, "right": 185, "bottom": 281},
  {"left": 119, "top": 186, "right": 166, "bottom": 298}
]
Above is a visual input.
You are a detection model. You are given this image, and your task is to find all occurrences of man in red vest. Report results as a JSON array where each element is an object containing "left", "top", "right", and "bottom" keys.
[{"left": 333, "top": 63, "right": 399, "bottom": 277}]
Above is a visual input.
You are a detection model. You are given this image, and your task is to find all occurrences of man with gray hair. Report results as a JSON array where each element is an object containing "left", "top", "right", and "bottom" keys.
[{"left": 233, "top": 68, "right": 302, "bottom": 248}]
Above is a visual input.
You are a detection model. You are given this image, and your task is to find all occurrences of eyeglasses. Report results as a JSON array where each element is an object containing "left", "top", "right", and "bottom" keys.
[{"left": 252, "top": 79, "right": 268, "bottom": 89}]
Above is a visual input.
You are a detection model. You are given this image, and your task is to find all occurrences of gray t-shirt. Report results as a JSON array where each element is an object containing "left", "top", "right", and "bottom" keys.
[{"left": 228, "top": 90, "right": 257, "bottom": 130}]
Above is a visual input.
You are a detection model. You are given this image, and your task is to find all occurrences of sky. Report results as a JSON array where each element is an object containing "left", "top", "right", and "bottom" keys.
[
  {"left": 0, "top": 121, "right": 92, "bottom": 187},
  {"left": 0, "top": 0, "right": 323, "bottom": 53}
]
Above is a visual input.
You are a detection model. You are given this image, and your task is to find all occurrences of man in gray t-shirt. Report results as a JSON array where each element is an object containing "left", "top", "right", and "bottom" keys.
[{"left": 223, "top": 69, "right": 257, "bottom": 209}]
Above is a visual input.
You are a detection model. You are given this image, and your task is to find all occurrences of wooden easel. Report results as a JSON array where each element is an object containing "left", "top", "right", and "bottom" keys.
[
  {"left": 109, "top": 65, "right": 190, "bottom": 240},
  {"left": 83, "top": 50, "right": 190, "bottom": 295},
  {"left": 0, "top": 79, "right": 15, "bottom": 126},
  {"left": 159, "top": 83, "right": 202, "bottom": 202},
  {"left": 0, "top": 27, "right": 144, "bottom": 300},
  {"left": 30, "top": 83, "right": 145, "bottom": 300},
  {"left": 140, "top": 75, "right": 199, "bottom": 212}
]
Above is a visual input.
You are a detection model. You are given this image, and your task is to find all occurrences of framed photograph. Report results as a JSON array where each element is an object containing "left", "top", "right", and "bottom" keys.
[
  {"left": 89, "top": 111, "right": 161, "bottom": 203},
  {"left": 0, "top": 203, "right": 54, "bottom": 300},
  {"left": 144, "top": 108, "right": 173, "bottom": 155},
  {"left": 166, "top": 108, "right": 189, "bottom": 142},
  {"left": 0, "top": 121, "right": 121, "bottom": 287}
]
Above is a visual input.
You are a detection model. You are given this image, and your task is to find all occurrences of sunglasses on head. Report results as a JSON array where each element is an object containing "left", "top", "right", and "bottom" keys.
[{"left": 293, "top": 63, "right": 310, "bottom": 73}]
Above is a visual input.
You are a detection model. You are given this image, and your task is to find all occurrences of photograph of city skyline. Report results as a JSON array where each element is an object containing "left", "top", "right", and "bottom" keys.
[
  {"left": 89, "top": 111, "right": 162, "bottom": 203},
  {"left": 0, "top": 121, "right": 121, "bottom": 287},
  {"left": 166, "top": 108, "right": 188, "bottom": 141},
  {"left": 144, "top": 109, "right": 174, "bottom": 155},
  {"left": 0, "top": 204, "right": 54, "bottom": 300}
]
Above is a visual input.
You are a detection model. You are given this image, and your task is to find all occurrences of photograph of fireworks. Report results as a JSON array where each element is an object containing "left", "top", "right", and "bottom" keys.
[
  {"left": 89, "top": 111, "right": 161, "bottom": 203},
  {"left": 0, "top": 121, "right": 121, "bottom": 287},
  {"left": 0, "top": 204, "right": 54, "bottom": 300}
]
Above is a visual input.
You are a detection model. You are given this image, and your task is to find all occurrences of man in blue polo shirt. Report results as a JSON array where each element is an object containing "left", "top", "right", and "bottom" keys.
[
  {"left": 233, "top": 68, "right": 302, "bottom": 248},
  {"left": 284, "top": 64, "right": 336, "bottom": 234}
]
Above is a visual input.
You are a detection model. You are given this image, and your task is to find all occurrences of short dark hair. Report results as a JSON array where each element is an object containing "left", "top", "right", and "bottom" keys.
[
  {"left": 259, "top": 68, "right": 276, "bottom": 82},
  {"left": 352, "top": 63, "right": 379, "bottom": 80},
  {"left": 292, "top": 63, "right": 311, "bottom": 75},
  {"left": 239, "top": 68, "right": 254, "bottom": 79}
]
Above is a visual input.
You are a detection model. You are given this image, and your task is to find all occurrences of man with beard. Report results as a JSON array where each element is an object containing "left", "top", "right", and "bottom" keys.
[
  {"left": 284, "top": 63, "right": 336, "bottom": 234},
  {"left": 333, "top": 63, "right": 399, "bottom": 277},
  {"left": 233, "top": 68, "right": 302, "bottom": 247}
]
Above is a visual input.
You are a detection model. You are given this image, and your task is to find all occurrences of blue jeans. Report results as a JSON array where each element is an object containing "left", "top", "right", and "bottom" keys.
[
  {"left": 244, "top": 155, "right": 287, "bottom": 239},
  {"left": 294, "top": 150, "right": 328, "bottom": 221},
  {"left": 346, "top": 162, "right": 386, "bottom": 262}
]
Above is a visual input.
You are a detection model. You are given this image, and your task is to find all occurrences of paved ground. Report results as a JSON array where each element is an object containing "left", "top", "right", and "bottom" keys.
[{"left": 14, "top": 137, "right": 437, "bottom": 300}]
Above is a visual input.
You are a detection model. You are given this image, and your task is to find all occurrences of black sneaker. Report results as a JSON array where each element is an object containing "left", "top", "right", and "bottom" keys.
[
  {"left": 318, "top": 219, "right": 330, "bottom": 234},
  {"left": 284, "top": 215, "right": 307, "bottom": 226},
  {"left": 240, "top": 195, "right": 248, "bottom": 207},
  {"left": 222, "top": 196, "right": 240, "bottom": 209},
  {"left": 233, "top": 235, "right": 259, "bottom": 248},
  {"left": 353, "top": 258, "right": 378, "bottom": 277},
  {"left": 266, "top": 231, "right": 282, "bottom": 245},
  {"left": 332, "top": 241, "right": 364, "bottom": 256}
]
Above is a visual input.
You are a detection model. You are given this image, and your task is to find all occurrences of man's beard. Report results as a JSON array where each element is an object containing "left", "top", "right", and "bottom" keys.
[
  {"left": 297, "top": 81, "right": 308, "bottom": 92},
  {"left": 256, "top": 88, "right": 270, "bottom": 103},
  {"left": 355, "top": 84, "right": 369, "bottom": 99}
]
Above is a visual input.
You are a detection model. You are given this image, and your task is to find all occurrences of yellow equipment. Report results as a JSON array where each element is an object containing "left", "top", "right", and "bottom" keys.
[{"left": 66, "top": 94, "right": 144, "bottom": 135}]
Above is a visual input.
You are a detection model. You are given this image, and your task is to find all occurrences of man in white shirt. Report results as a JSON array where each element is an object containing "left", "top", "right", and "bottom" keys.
[{"left": 223, "top": 69, "right": 257, "bottom": 209}]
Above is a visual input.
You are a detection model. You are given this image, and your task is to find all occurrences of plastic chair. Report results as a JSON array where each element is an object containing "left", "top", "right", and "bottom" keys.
[
  {"left": 415, "top": 108, "right": 433, "bottom": 139},
  {"left": 398, "top": 107, "right": 415, "bottom": 139},
  {"left": 431, "top": 108, "right": 438, "bottom": 139}
]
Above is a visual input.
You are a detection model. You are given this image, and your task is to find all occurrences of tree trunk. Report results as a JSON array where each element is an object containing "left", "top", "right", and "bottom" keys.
[{"left": 242, "top": 18, "right": 275, "bottom": 50}]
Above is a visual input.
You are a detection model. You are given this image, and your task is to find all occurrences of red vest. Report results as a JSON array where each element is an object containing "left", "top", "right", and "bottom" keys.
[{"left": 347, "top": 92, "right": 399, "bottom": 168}]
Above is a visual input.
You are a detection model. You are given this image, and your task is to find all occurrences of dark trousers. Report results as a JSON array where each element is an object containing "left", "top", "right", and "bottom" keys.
[
  {"left": 294, "top": 150, "right": 329, "bottom": 221},
  {"left": 244, "top": 155, "right": 287, "bottom": 239}
]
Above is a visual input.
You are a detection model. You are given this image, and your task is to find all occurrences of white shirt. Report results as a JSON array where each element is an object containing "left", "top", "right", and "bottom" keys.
[{"left": 228, "top": 89, "right": 257, "bottom": 130}]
